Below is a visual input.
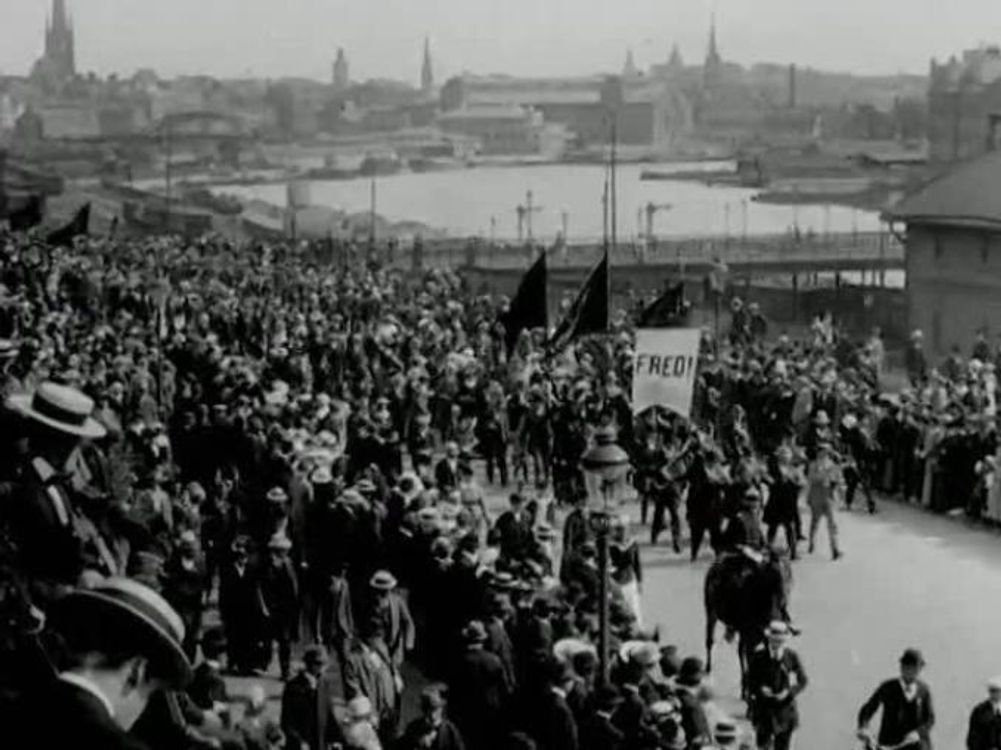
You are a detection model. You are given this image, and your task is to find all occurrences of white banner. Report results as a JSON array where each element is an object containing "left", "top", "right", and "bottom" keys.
[{"left": 632, "top": 328, "right": 702, "bottom": 416}]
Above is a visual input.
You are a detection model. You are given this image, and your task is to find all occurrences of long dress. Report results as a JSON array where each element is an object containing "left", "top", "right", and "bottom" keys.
[{"left": 610, "top": 538, "right": 643, "bottom": 628}]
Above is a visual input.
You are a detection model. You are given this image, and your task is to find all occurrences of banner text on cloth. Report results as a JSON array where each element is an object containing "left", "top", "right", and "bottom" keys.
[{"left": 632, "top": 328, "right": 702, "bottom": 416}]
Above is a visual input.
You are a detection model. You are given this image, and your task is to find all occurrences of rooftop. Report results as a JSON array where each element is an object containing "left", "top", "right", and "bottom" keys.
[{"left": 886, "top": 150, "right": 1001, "bottom": 230}]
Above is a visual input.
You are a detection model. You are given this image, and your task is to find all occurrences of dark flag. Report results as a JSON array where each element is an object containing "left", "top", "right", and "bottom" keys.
[
  {"left": 46, "top": 202, "right": 91, "bottom": 247},
  {"left": 637, "top": 281, "right": 689, "bottom": 327},
  {"left": 6, "top": 194, "right": 43, "bottom": 231},
  {"left": 503, "top": 251, "right": 548, "bottom": 354},
  {"left": 548, "top": 251, "right": 608, "bottom": 353}
]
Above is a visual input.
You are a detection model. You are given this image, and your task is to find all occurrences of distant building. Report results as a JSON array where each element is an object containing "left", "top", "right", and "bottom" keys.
[
  {"left": 436, "top": 105, "right": 545, "bottom": 155},
  {"left": 928, "top": 45, "right": 1001, "bottom": 162},
  {"left": 887, "top": 150, "right": 1001, "bottom": 356},
  {"left": 421, "top": 38, "right": 434, "bottom": 95},
  {"left": 31, "top": 0, "right": 76, "bottom": 90},
  {"left": 439, "top": 74, "right": 692, "bottom": 148},
  {"left": 333, "top": 48, "right": 350, "bottom": 92}
]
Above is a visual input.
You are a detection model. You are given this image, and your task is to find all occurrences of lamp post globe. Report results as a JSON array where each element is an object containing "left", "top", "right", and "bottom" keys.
[{"left": 579, "top": 425, "right": 631, "bottom": 683}]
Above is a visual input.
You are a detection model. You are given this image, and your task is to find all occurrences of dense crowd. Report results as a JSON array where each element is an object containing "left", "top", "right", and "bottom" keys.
[{"left": 0, "top": 227, "right": 999, "bottom": 750}]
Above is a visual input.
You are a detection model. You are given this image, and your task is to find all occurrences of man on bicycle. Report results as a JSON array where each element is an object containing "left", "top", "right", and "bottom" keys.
[{"left": 857, "top": 649, "right": 934, "bottom": 750}]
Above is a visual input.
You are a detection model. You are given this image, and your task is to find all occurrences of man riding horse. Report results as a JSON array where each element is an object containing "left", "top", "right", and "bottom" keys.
[
  {"left": 719, "top": 488, "right": 797, "bottom": 626},
  {"left": 705, "top": 487, "right": 797, "bottom": 696}
]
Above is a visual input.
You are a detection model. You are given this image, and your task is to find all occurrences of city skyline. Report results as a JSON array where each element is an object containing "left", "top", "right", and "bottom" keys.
[{"left": 1, "top": 0, "right": 1000, "bottom": 84}]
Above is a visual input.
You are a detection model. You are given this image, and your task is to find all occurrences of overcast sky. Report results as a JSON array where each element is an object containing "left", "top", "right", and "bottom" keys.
[{"left": 1, "top": 0, "right": 997, "bottom": 83}]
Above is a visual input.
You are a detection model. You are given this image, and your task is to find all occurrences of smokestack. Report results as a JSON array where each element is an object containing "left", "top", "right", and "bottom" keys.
[{"left": 788, "top": 64, "right": 797, "bottom": 109}]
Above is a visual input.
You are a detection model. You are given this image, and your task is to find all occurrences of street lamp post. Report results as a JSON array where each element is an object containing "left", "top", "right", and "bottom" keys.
[{"left": 580, "top": 426, "right": 632, "bottom": 683}]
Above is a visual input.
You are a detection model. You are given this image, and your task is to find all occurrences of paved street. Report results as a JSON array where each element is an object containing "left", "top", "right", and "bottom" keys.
[
  {"left": 222, "top": 485, "right": 1001, "bottom": 749},
  {"left": 636, "top": 499, "right": 1001, "bottom": 750}
]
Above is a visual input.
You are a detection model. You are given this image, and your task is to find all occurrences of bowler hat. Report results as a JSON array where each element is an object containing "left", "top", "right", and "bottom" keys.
[
  {"left": 676, "top": 656, "right": 705, "bottom": 687},
  {"left": 900, "top": 648, "right": 926, "bottom": 667},
  {"left": 303, "top": 644, "right": 329, "bottom": 666},
  {"left": 461, "top": 620, "right": 488, "bottom": 644}
]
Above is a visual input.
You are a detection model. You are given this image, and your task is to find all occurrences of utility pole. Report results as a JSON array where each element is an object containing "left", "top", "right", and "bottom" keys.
[
  {"left": 163, "top": 119, "right": 173, "bottom": 231},
  {"left": 526, "top": 190, "right": 534, "bottom": 242},
  {"left": 369, "top": 176, "right": 377, "bottom": 248}
]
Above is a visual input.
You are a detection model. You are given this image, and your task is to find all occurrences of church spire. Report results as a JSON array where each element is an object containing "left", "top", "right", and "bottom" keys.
[
  {"left": 623, "top": 49, "right": 638, "bottom": 79},
  {"left": 421, "top": 37, "right": 434, "bottom": 94},
  {"left": 703, "top": 12, "right": 722, "bottom": 91},
  {"left": 52, "top": 0, "right": 69, "bottom": 34},
  {"left": 706, "top": 12, "right": 721, "bottom": 66}
]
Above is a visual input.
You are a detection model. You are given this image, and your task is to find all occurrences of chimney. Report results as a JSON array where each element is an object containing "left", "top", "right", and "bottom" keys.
[{"left": 788, "top": 64, "right": 797, "bottom": 109}]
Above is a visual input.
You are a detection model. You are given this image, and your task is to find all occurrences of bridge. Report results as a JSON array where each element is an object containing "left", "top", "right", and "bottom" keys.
[{"left": 415, "top": 230, "right": 903, "bottom": 289}]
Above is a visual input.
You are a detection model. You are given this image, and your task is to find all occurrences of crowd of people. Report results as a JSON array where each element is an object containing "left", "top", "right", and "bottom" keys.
[{"left": 0, "top": 226, "right": 999, "bottom": 750}]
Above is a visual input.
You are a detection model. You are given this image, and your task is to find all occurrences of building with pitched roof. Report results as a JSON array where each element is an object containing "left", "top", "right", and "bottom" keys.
[{"left": 886, "top": 150, "right": 1001, "bottom": 354}]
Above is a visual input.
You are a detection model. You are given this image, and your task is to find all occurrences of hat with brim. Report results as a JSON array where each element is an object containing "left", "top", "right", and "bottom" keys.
[
  {"left": 0, "top": 338, "right": 18, "bottom": 359},
  {"left": 53, "top": 577, "right": 192, "bottom": 687},
  {"left": 765, "top": 620, "right": 791, "bottom": 638},
  {"left": 677, "top": 656, "right": 705, "bottom": 687},
  {"left": 461, "top": 620, "right": 488, "bottom": 644},
  {"left": 555, "top": 637, "right": 597, "bottom": 664},
  {"left": 267, "top": 533, "right": 292, "bottom": 551},
  {"left": 370, "top": 570, "right": 397, "bottom": 591},
  {"left": 900, "top": 648, "right": 926, "bottom": 668},
  {"left": 7, "top": 382, "right": 106, "bottom": 439},
  {"left": 346, "top": 695, "right": 373, "bottom": 722}
]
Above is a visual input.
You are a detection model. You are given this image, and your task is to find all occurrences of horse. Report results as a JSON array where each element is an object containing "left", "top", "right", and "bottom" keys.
[{"left": 704, "top": 548, "right": 793, "bottom": 699}]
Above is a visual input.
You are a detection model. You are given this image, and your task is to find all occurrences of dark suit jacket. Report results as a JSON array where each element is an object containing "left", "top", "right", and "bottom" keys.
[
  {"left": 526, "top": 688, "right": 578, "bottom": 750},
  {"left": 450, "top": 646, "right": 512, "bottom": 734},
  {"left": 281, "top": 670, "right": 341, "bottom": 750},
  {"left": 967, "top": 701, "right": 1001, "bottom": 750},
  {"left": 858, "top": 678, "right": 935, "bottom": 750},
  {"left": 8, "top": 678, "right": 150, "bottom": 750},
  {"left": 188, "top": 661, "right": 228, "bottom": 710},
  {"left": 581, "top": 711, "right": 624, "bottom": 750},
  {"left": 399, "top": 717, "right": 467, "bottom": 750},
  {"left": 746, "top": 646, "right": 808, "bottom": 733},
  {"left": 434, "top": 459, "right": 460, "bottom": 491}
]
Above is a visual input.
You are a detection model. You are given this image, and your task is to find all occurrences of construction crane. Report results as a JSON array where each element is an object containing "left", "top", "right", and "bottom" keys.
[
  {"left": 643, "top": 201, "right": 673, "bottom": 241},
  {"left": 516, "top": 190, "right": 544, "bottom": 243}
]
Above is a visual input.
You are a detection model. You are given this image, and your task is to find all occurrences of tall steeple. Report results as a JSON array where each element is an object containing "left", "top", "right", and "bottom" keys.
[
  {"left": 703, "top": 12, "right": 722, "bottom": 91},
  {"left": 421, "top": 37, "right": 434, "bottom": 94},
  {"left": 36, "top": 0, "right": 75, "bottom": 85},
  {"left": 623, "top": 49, "right": 638, "bottom": 79},
  {"left": 333, "top": 48, "right": 350, "bottom": 92},
  {"left": 706, "top": 12, "right": 721, "bottom": 67},
  {"left": 52, "top": 0, "right": 69, "bottom": 35}
]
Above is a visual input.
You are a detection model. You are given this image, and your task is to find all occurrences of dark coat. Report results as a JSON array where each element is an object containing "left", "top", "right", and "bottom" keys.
[
  {"left": 858, "top": 678, "right": 935, "bottom": 750},
  {"left": 449, "top": 646, "right": 512, "bottom": 747},
  {"left": 675, "top": 685, "right": 711, "bottom": 749},
  {"left": 967, "top": 701, "right": 1001, "bottom": 750},
  {"left": 8, "top": 679, "right": 150, "bottom": 750},
  {"left": 581, "top": 711, "right": 624, "bottom": 750},
  {"left": 525, "top": 688, "right": 578, "bottom": 750},
  {"left": 187, "top": 661, "right": 228, "bottom": 711},
  {"left": 746, "top": 646, "right": 808, "bottom": 734},
  {"left": 434, "top": 458, "right": 461, "bottom": 492},
  {"left": 399, "top": 717, "right": 467, "bottom": 750},
  {"left": 280, "top": 670, "right": 342, "bottom": 750}
]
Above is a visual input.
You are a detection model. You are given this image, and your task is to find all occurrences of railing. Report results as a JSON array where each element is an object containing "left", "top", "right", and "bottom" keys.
[{"left": 400, "top": 230, "right": 904, "bottom": 272}]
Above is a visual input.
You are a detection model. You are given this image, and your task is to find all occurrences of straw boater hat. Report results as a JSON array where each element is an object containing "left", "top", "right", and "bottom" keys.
[
  {"left": 370, "top": 570, "right": 398, "bottom": 591},
  {"left": 6, "top": 382, "right": 106, "bottom": 439},
  {"left": 52, "top": 577, "right": 192, "bottom": 686}
]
